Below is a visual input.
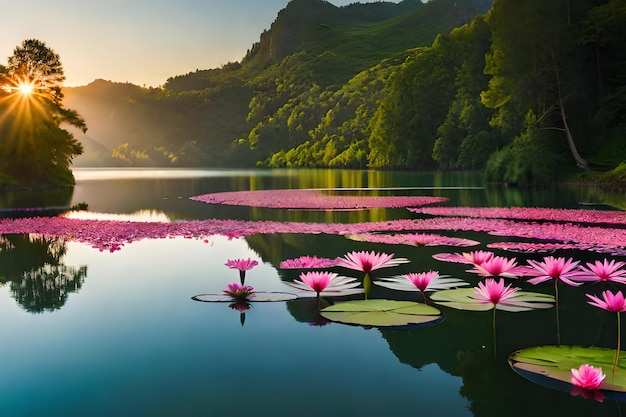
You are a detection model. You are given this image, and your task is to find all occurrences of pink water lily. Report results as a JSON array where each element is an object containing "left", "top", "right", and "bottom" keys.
[
  {"left": 571, "top": 364, "right": 606, "bottom": 390},
  {"left": 404, "top": 271, "right": 444, "bottom": 292},
  {"left": 586, "top": 290, "right": 626, "bottom": 313},
  {"left": 570, "top": 364, "right": 606, "bottom": 402},
  {"left": 467, "top": 256, "right": 525, "bottom": 279},
  {"left": 586, "top": 290, "right": 626, "bottom": 372},
  {"left": 284, "top": 271, "right": 361, "bottom": 308},
  {"left": 336, "top": 251, "right": 409, "bottom": 274},
  {"left": 223, "top": 283, "right": 255, "bottom": 300},
  {"left": 473, "top": 278, "right": 520, "bottom": 307},
  {"left": 527, "top": 256, "right": 581, "bottom": 345},
  {"left": 431, "top": 250, "right": 494, "bottom": 264},
  {"left": 374, "top": 271, "right": 468, "bottom": 302},
  {"left": 526, "top": 256, "right": 581, "bottom": 286},
  {"left": 300, "top": 271, "right": 332, "bottom": 293},
  {"left": 576, "top": 259, "right": 626, "bottom": 284},
  {"left": 462, "top": 250, "right": 495, "bottom": 265},
  {"left": 285, "top": 271, "right": 361, "bottom": 296},
  {"left": 225, "top": 258, "right": 259, "bottom": 271},
  {"left": 225, "top": 258, "right": 259, "bottom": 284}
]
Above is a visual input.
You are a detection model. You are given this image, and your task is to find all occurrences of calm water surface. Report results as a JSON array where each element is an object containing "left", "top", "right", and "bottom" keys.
[{"left": 0, "top": 168, "right": 624, "bottom": 417}]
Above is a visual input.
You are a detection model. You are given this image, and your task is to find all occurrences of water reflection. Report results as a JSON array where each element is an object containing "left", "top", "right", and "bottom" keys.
[
  {"left": 0, "top": 186, "right": 73, "bottom": 212},
  {"left": 0, "top": 168, "right": 624, "bottom": 416},
  {"left": 0, "top": 234, "right": 87, "bottom": 312}
]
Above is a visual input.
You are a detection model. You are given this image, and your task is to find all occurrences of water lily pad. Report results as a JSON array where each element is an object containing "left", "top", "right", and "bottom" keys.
[
  {"left": 430, "top": 288, "right": 554, "bottom": 312},
  {"left": 509, "top": 345, "right": 626, "bottom": 394},
  {"left": 192, "top": 292, "right": 297, "bottom": 302},
  {"left": 320, "top": 299, "right": 442, "bottom": 328}
]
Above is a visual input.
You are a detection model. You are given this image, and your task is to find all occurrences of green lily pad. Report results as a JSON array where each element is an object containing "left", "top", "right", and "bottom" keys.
[
  {"left": 430, "top": 288, "right": 554, "bottom": 312},
  {"left": 192, "top": 292, "right": 298, "bottom": 302},
  {"left": 320, "top": 299, "right": 442, "bottom": 328},
  {"left": 509, "top": 345, "right": 626, "bottom": 392}
]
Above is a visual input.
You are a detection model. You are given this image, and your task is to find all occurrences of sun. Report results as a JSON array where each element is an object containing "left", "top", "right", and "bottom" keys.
[{"left": 17, "top": 82, "right": 35, "bottom": 95}]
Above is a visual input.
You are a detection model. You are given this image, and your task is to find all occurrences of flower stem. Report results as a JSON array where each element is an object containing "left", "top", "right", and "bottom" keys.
[
  {"left": 363, "top": 273, "right": 371, "bottom": 300},
  {"left": 492, "top": 307, "right": 497, "bottom": 358},
  {"left": 554, "top": 280, "right": 561, "bottom": 346},
  {"left": 239, "top": 270, "right": 246, "bottom": 285},
  {"left": 615, "top": 312, "right": 621, "bottom": 374}
]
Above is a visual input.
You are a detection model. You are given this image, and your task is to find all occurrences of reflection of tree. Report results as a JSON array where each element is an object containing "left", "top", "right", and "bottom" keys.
[
  {"left": 381, "top": 307, "right": 492, "bottom": 374},
  {"left": 286, "top": 298, "right": 332, "bottom": 327},
  {"left": 0, "top": 234, "right": 87, "bottom": 312}
]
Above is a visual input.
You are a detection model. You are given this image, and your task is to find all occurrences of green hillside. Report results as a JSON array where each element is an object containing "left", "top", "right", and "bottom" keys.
[
  {"left": 62, "top": 0, "right": 625, "bottom": 187},
  {"left": 64, "top": 0, "right": 492, "bottom": 168}
]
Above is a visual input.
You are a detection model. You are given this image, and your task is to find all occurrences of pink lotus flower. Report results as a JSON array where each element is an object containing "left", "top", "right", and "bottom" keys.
[
  {"left": 285, "top": 271, "right": 361, "bottom": 308},
  {"left": 571, "top": 364, "right": 606, "bottom": 390},
  {"left": 467, "top": 256, "right": 524, "bottom": 279},
  {"left": 225, "top": 258, "right": 259, "bottom": 284},
  {"left": 300, "top": 271, "right": 332, "bottom": 294},
  {"left": 336, "top": 251, "right": 409, "bottom": 274},
  {"left": 473, "top": 278, "right": 520, "bottom": 307},
  {"left": 432, "top": 250, "right": 494, "bottom": 265},
  {"left": 225, "top": 258, "right": 259, "bottom": 271},
  {"left": 576, "top": 259, "right": 626, "bottom": 284},
  {"left": 374, "top": 271, "right": 468, "bottom": 302},
  {"left": 223, "top": 283, "right": 255, "bottom": 300},
  {"left": 404, "top": 271, "right": 443, "bottom": 292},
  {"left": 586, "top": 290, "right": 626, "bottom": 372},
  {"left": 462, "top": 250, "right": 495, "bottom": 265},
  {"left": 526, "top": 256, "right": 581, "bottom": 286},
  {"left": 285, "top": 271, "right": 361, "bottom": 296},
  {"left": 586, "top": 290, "right": 626, "bottom": 313}
]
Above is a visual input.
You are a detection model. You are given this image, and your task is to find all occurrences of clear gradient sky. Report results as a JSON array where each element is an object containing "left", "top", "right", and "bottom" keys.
[{"left": 1, "top": 0, "right": 399, "bottom": 88}]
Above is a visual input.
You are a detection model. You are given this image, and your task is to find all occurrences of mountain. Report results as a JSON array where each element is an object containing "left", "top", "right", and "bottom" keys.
[{"left": 64, "top": 0, "right": 493, "bottom": 168}]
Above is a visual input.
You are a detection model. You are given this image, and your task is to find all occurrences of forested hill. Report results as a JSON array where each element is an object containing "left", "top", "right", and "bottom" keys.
[
  {"left": 64, "top": 0, "right": 492, "bottom": 167},
  {"left": 64, "top": 0, "right": 626, "bottom": 186}
]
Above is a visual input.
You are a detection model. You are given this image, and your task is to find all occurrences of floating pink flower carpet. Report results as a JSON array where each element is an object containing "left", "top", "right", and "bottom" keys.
[
  {"left": 190, "top": 189, "right": 447, "bottom": 210},
  {"left": 0, "top": 190, "right": 623, "bottom": 255},
  {"left": 410, "top": 206, "right": 626, "bottom": 226}
]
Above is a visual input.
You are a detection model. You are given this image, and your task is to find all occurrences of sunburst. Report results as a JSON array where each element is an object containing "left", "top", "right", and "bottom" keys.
[
  {"left": 0, "top": 73, "right": 49, "bottom": 153},
  {"left": 17, "top": 82, "right": 35, "bottom": 95}
]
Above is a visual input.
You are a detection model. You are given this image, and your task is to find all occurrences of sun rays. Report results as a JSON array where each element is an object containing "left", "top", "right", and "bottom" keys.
[{"left": 0, "top": 72, "right": 51, "bottom": 154}]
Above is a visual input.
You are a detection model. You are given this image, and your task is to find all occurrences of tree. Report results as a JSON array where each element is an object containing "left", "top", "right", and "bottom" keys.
[
  {"left": 0, "top": 39, "right": 86, "bottom": 187},
  {"left": 481, "top": 0, "right": 591, "bottom": 170}
]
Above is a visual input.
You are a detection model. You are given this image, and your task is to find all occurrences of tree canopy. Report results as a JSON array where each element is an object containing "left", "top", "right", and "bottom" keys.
[{"left": 0, "top": 39, "right": 86, "bottom": 187}]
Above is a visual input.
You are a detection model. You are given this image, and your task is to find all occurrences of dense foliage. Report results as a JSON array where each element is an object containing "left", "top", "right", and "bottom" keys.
[
  {"left": 0, "top": 39, "right": 86, "bottom": 187},
  {"left": 63, "top": 0, "right": 625, "bottom": 186}
]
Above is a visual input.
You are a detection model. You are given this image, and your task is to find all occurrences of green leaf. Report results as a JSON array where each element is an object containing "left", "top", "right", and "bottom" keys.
[
  {"left": 510, "top": 345, "right": 626, "bottom": 392},
  {"left": 192, "top": 292, "right": 298, "bottom": 302},
  {"left": 320, "top": 299, "right": 442, "bottom": 327}
]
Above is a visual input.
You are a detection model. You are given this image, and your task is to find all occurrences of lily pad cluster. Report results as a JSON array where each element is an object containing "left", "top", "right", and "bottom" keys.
[{"left": 510, "top": 346, "right": 626, "bottom": 402}]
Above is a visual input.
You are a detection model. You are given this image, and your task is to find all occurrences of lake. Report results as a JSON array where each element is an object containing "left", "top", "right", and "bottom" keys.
[{"left": 0, "top": 168, "right": 624, "bottom": 417}]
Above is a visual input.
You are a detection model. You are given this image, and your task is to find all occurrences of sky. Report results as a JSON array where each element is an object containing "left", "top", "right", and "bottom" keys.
[{"left": 0, "top": 0, "right": 399, "bottom": 88}]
